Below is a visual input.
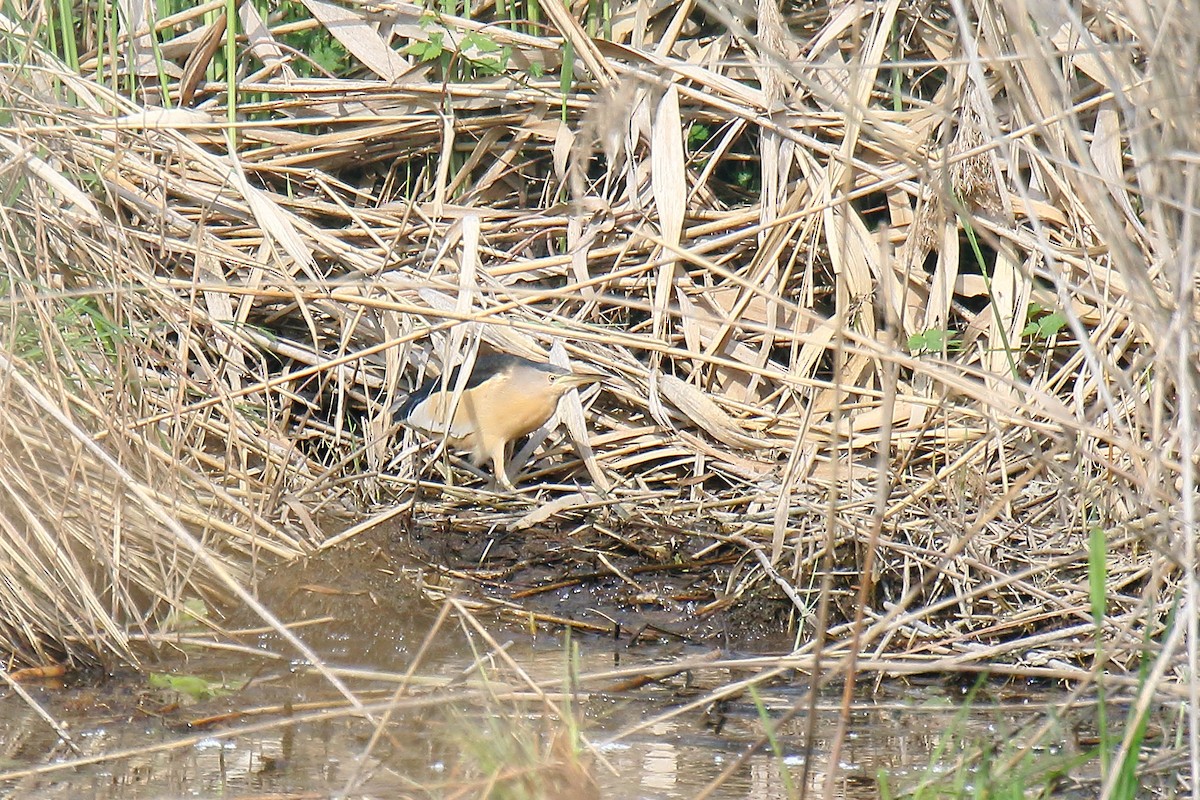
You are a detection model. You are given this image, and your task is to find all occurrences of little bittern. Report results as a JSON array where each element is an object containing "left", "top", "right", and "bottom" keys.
[{"left": 398, "top": 353, "right": 597, "bottom": 489}]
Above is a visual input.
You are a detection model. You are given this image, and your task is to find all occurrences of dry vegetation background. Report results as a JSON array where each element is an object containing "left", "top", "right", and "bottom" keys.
[{"left": 0, "top": 0, "right": 1196, "bottom": 716}]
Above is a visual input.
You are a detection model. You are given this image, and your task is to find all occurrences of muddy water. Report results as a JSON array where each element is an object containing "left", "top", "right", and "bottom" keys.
[{"left": 0, "top": 530, "right": 1088, "bottom": 799}]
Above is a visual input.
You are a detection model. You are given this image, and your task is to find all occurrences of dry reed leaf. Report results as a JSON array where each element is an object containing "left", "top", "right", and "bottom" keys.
[
  {"left": 954, "top": 274, "right": 990, "bottom": 297},
  {"left": 1009, "top": 195, "right": 1069, "bottom": 227},
  {"left": 825, "top": 206, "right": 879, "bottom": 341},
  {"left": 567, "top": 216, "right": 599, "bottom": 305},
  {"left": 887, "top": 187, "right": 914, "bottom": 229},
  {"left": 459, "top": 212, "right": 480, "bottom": 300},
  {"left": 806, "top": 456, "right": 878, "bottom": 485},
  {"left": 694, "top": 290, "right": 796, "bottom": 403},
  {"left": 651, "top": 85, "right": 687, "bottom": 247},
  {"left": 751, "top": 0, "right": 791, "bottom": 235},
  {"left": 982, "top": 244, "right": 1029, "bottom": 393},
  {"left": 803, "top": 3, "right": 859, "bottom": 98},
  {"left": 537, "top": 0, "right": 614, "bottom": 88},
  {"left": 707, "top": 287, "right": 799, "bottom": 334},
  {"left": 792, "top": 315, "right": 838, "bottom": 385},
  {"left": 224, "top": 153, "right": 317, "bottom": 274},
  {"left": 1090, "top": 106, "right": 1145, "bottom": 239},
  {"left": 114, "top": 106, "right": 215, "bottom": 128},
  {"left": 550, "top": 344, "right": 610, "bottom": 491},
  {"left": 813, "top": 0, "right": 902, "bottom": 164},
  {"left": 922, "top": 222, "right": 960, "bottom": 335},
  {"left": 510, "top": 492, "right": 599, "bottom": 529},
  {"left": 1050, "top": 23, "right": 1123, "bottom": 88},
  {"left": 0, "top": 350, "right": 276, "bottom": 666},
  {"left": 658, "top": 375, "right": 765, "bottom": 451},
  {"left": 605, "top": 446, "right": 696, "bottom": 473},
  {"left": 301, "top": 0, "right": 413, "bottom": 81},
  {"left": 240, "top": 3, "right": 298, "bottom": 82},
  {"left": 834, "top": 400, "right": 915, "bottom": 437},
  {"left": 644, "top": 84, "right": 691, "bottom": 425},
  {"left": 197, "top": 251, "right": 245, "bottom": 394},
  {"left": 179, "top": 13, "right": 227, "bottom": 106},
  {"left": 444, "top": 218, "right": 480, "bottom": 375},
  {"left": 114, "top": 0, "right": 167, "bottom": 77},
  {"left": 676, "top": 431, "right": 775, "bottom": 482},
  {"left": 0, "top": 138, "right": 102, "bottom": 223},
  {"left": 552, "top": 121, "right": 574, "bottom": 185}
]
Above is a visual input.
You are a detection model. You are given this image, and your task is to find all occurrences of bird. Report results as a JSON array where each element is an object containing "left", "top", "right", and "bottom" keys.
[{"left": 397, "top": 353, "right": 598, "bottom": 490}]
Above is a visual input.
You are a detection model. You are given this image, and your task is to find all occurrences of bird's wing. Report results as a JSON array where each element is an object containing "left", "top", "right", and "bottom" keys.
[{"left": 403, "top": 378, "right": 495, "bottom": 442}]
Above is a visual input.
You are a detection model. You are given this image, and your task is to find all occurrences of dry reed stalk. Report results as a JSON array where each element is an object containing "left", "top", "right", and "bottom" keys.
[{"left": 0, "top": 0, "right": 1193, "bottom": 695}]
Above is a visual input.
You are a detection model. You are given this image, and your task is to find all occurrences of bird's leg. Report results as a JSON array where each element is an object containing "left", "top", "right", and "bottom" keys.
[
  {"left": 436, "top": 445, "right": 456, "bottom": 486},
  {"left": 490, "top": 442, "right": 517, "bottom": 491}
]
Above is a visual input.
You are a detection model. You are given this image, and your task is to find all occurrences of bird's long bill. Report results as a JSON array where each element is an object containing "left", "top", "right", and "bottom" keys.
[{"left": 559, "top": 372, "right": 602, "bottom": 390}]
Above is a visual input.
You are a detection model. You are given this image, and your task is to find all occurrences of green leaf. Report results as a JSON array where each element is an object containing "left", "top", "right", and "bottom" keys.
[
  {"left": 1023, "top": 305, "right": 1067, "bottom": 341},
  {"left": 908, "top": 328, "right": 960, "bottom": 354},
  {"left": 159, "top": 598, "right": 210, "bottom": 633},
  {"left": 405, "top": 32, "right": 445, "bottom": 62},
  {"left": 1037, "top": 311, "right": 1066, "bottom": 338},
  {"left": 149, "top": 672, "right": 238, "bottom": 701},
  {"left": 1087, "top": 525, "right": 1107, "bottom": 625},
  {"left": 463, "top": 30, "right": 501, "bottom": 52}
]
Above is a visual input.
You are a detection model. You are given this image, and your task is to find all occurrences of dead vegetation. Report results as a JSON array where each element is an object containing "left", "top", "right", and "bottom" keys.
[{"left": 0, "top": 0, "right": 1194, "bottom": 714}]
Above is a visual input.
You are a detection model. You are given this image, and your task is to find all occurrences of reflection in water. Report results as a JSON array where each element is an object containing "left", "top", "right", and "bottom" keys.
[
  {"left": 748, "top": 761, "right": 792, "bottom": 800},
  {"left": 0, "top": 539, "right": 1091, "bottom": 799},
  {"left": 642, "top": 721, "right": 679, "bottom": 792},
  {"left": 0, "top": 642, "right": 1086, "bottom": 799}
]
